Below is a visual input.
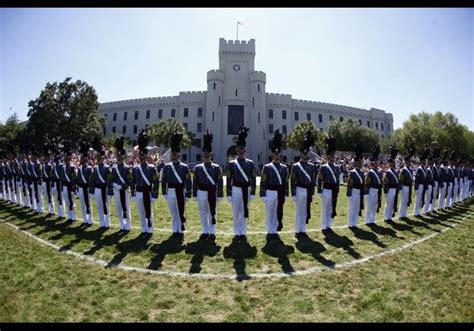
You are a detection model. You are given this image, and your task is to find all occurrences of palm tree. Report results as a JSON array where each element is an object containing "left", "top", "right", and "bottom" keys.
[{"left": 148, "top": 118, "right": 193, "bottom": 153}]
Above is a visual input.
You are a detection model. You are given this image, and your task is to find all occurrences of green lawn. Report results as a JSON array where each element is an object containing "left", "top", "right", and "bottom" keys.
[{"left": 0, "top": 186, "right": 473, "bottom": 322}]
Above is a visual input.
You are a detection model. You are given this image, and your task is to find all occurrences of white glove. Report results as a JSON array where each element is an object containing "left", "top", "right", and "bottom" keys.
[
  {"left": 261, "top": 196, "right": 267, "bottom": 202},
  {"left": 151, "top": 198, "right": 157, "bottom": 203},
  {"left": 113, "top": 183, "right": 121, "bottom": 190},
  {"left": 250, "top": 195, "right": 255, "bottom": 201},
  {"left": 132, "top": 195, "right": 137, "bottom": 202},
  {"left": 227, "top": 196, "right": 232, "bottom": 203},
  {"left": 217, "top": 197, "right": 223, "bottom": 202}
]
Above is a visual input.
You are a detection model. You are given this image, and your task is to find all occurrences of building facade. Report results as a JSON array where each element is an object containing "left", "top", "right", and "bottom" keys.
[{"left": 99, "top": 38, "right": 394, "bottom": 165}]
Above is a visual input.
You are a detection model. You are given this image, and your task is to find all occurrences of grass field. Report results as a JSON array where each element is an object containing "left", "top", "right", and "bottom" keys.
[{"left": 0, "top": 184, "right": 473, "bottom": 322}]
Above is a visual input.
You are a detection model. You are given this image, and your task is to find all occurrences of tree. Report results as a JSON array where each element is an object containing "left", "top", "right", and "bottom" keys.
[
  {"left": 0, "top": 113, "right": 25, "bottom": 154},
  {"left": 327, "top": 118, "right": 379, "bottom": 152},
  {"left": 102, "top": 133, "right": 133, "bottom": 150},
  {"left": 26, "top": 77, "right": 104, "bottom": 150},
  {"left": 147, "top": 118, "right": 193, "bottom": 149},
  {"left": 285, "top": 121, "right": 325, "bottom": 152}
]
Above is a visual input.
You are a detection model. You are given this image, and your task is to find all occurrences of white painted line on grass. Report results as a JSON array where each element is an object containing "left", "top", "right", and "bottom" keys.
[{"left": 1, "top": 209, "right": 472, "bottom": 280}]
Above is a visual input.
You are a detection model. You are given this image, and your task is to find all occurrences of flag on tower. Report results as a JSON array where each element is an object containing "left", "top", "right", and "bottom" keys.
[{"left": 237, "top": 21, "right": 244, "bottom": 25}]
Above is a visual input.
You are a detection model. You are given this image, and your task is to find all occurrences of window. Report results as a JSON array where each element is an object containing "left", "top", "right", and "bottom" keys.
[
  {"left": 183, "top": 123, "right": 188, "bottom": 130},
  {"left": 198, "top": 107, "right": 203, "bottom": 117},
  {"left": 381, "top": 123, "right": 384, "bottom": 131},
  {"left": 358, "top": 119, "right": 362, "bottom": 125},
  {"left": 294, "top": 112, "right": 299, "bottom": 121},
  {"left": 171, "top": 109, "right": 176, "bottom": 118},
  {"left": 235, "top": 89, "right": 238, "bottom": 97},
  {"left": 282, "top": 125, "right": 287, "bottom": 134},
  {"left": 134, "top": 111, "right": 139, "bottom": 120},
  {"left": 194, "top": 138, "right": 202, "bottom": 148},
  {"left": 269, "top": 109, "right": 273, "bottom": 119},
  {"left": 133, "top": 125, "right": 138, "bottom": 134},
  {"left": 122, "top": 126, "right": 126, "bottom": 134},
  {"left": 282, "top": 110, "right": 287, "bottom": 120},
  {"left": 218, "top": 96, "right": 221, "bottom": 106},
  {"left": 263, "top": 130, "right": 265, "bottom": 140},
  {"left": 182, "top": 154, "right": 187, "bottom": 161},
  {"left": 367, "top": 121, "right": 371, "bottom": 128},
  {"left": 375, "top": 122, "right": 379, "bottom": 130},
  {"left": 252, "top": 97, "right": 255, "bottom": 108},
  {"left": 197, "top": 122, "right": 202, "bottom": 132},
  {"left": 227, "top": 105, "right": 244, "bottom": 135},
  {"left": 146, "top": 109, "right": 150, "bottom": 119},
  {"left": 319, "top": 128, "right": 324, "bottom": 132},
  {"left": 184, "top": 108, "right": 189, "bottom": 117},
  {"left": 387, "top": 123, "right": 390, "bottom": 132},
  {"left": 145, "top": 124, "right": 149, "bottom": 131},
  {"left": 382, "top": 135, "right": 385, "bottom": 139},
  {"left": 213, "top": 82, "right": 216, "bottom": 90},
  {"left": 212, "top": 111, "right": 215, "bottom": 122},
  {"left": 258, "top": 84, "right": 260, "bottom": 92},
  {"left": 258, "top": 113, "right": 260, "bottom": 123},
  {"left": 195, "top": 154, "right": 201, "bottom": 161},
  {"left": 113, "top": 113, "right": 117, "bottom": 121},
  {"left": 103, "top": 127, "right": 106, "bottom": 135},
  {"left": 269, "top": 124, "right": 274, "bottom": 134},
  {"left": 112, "top": 126, "right": 116, "bottom": 134},
  {"left": 104, "top": 114, "right": 108, "bottom": 120},
  {"left": 388, "top": 135, "right": 391, "bottom": 139},
  {"left": 158, "top": 109, "right": 163, "bottom": 119},
  {"left": 318, "top": 114, "right": 323, "bottom": 123},
  {"left": 123, "top": 112, "right": 128, "bottom": 121},
  {"left": 329, "top": 115, "right": 333, "bottom": 121},
  {"left": 307, "top": 113, "right": 311, "bottom": 121},
  {"left": 340, "top": 116, "right": 343, "bottom": 122}
]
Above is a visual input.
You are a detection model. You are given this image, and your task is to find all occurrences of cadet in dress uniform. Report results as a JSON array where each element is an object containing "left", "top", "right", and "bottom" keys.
[
  {"left": 77, "top": 141, "right": 93, "bottom": 225},
  {"left": 260, "top": 130, "right": 289, "bottom": 238},
  {"left": 110, "top": 136, "right": 133, "bottom": 231},
  {"left": 413, "top": 149, "right": 429, "bottom": 217},
  {"left": 40, "top": 146, "right": 55, "bottom": 216},
  {"left": 453, "top": 157, "right": 460, "bottom": 204},
  {"left": 446, "top": 151, "right": 456, "bottom": 208},
  {"left": 161, "top": 131, "right": 191, "bottom": 237},
  {"left": 383, "top": 146, "right": 400, "bottom": 222},
  {"left": 192, "top": 129, "right": 224, "bottom": 241},
  {"left": 316, "top": 136, "right": 341, "bottom": 232},
  {"left": 60, "top": 145, "right": 77, "bottom": 222},
  {"left": 52, "top": 151, "right": 65, "bottom": 219},
  {"left": 347, "top": 143, "right": 365, "bottom": 228},
  {"left": 226, "top": 127, "right": 257, "bottom": 241},
  {"left": 424, "top": 154, "right": 435, "bottom": 214},
  {"left": 19, "top": 153, "right": 30, "bottom": 208},
  {"left": 89, "top": 138, "right": 112, "bottom": 228},
  {"left": 29, "top": 152, "right": 43, "bottom": 213},
  {"left": 12, "top": 156, "right": 22, "bottom": 205},
  {"left": 290, "top": 130, "right": 317, "bottom": 236},
  {"left": 0, "top": 156, "right": 6, "bottom": 201},
  {"left": 438, "top": 151, "right": 449, "bottom": 210},
  {"left": 130, "top": 130, "right": 159, "bottom": 234},
  {"left": 364, "top": 145, "right": 382, "bottom": 225},
  {"left": 23, "top": 153, "right": 34, "bottom": 209},
  {"left": 430, "top": 148, "right": 441, "bottom": 212}
]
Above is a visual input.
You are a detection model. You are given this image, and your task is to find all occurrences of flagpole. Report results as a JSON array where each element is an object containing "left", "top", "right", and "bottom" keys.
[{"left": 236, "top": 22, "right": 238, "bottom": 40}]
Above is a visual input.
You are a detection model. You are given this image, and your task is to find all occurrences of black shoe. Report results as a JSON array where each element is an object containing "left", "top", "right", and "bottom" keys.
[
  {"left": 199, "top": 233, "right": 209, "bottom": 240},
  {"left": 208, "top": 234, "right": 216, "bottom": 241},
  {"left": 240, "top": 235, "right": 247, "bottom": 242},
  {"left": 233, "top": 235, "right": 240, "bottom": 242}
]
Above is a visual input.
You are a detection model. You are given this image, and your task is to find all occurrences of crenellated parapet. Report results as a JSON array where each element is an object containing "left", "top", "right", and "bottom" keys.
[
  {"left": 249, "top": 71, "right": 266, "bottom": 83},
  {"left": 219, "top": 38, "right": 256, "bottom": 55},
  {"left": 207, "top": 70, "right": 224, "bottom": 83}
]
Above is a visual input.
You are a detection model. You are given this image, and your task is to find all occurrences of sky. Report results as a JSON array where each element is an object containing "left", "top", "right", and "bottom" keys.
[{"left": 1, "top": 8, "right": 473, "bottom": 130}]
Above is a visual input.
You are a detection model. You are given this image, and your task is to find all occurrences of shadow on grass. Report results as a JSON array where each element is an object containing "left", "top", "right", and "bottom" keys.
[
  {"left": 223, "top": 238, "right": 258, "bottom": 281},
  {"left": 261, "top": 236, "right": 295, "bottom": 274},
  {"left": 366, "top": 223, "right": 404, "bottom": 240},
  {"left": 294, "top": 234, "right": 336, "bottom": 268},
  {"left": 323, "top": 230, "right": 361, "bottom": 259},
  {"left": 107, "top": 233, "right": 153, "bottom": 268},
  {"left": 83, "top": 228, "right": 128, "bottom": 256},
  {"left": 185, "top": 238, "right": 221, "bottom": 274},
  {"left": 147, "top": 234, "right": 186, "bottom": 271},
  {"left": 349, "top": 226, "right": 387, "bottom": 248}
]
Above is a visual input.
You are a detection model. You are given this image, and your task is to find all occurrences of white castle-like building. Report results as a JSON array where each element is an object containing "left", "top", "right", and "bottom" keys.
[{"left": 99, "top": 38, "right": 394, "bottom": 165}]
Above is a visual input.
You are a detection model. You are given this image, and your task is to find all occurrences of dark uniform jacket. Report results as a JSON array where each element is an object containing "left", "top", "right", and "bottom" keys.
[
  {"left": 192, "top": 162, "right": 224, "bottom": 198},
  {"left": 290, "top": 161, "right": 316, "bottom": 197},
  {"left": 226, "top": 158, "right": 257, "bottom": 197},
  {"left": 260, "top": 162, "right": 289, "bottom": 197},
  {"left": 161, "top": 161, "right": 191, "bottom": 198}
]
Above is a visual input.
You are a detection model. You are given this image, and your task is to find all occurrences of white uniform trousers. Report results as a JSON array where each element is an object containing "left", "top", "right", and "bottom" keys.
[
  {"left": 197, "top": 189, "right": 216, "bottom": 235},
  {"left": 384, "top": 188, "right": 397, "bottom": 221},
  {"left": 453, "top": 180, "right": 459, "bottom": 203},
  {"left": 20, "top": 180, "right": 29, "bottom": 208},
  {"left": 42, "top": 182, "right": 55, "bottom": 214},
  {"left": 231, "top": 186, "right": 250, "bottom": 236},
  {"left": 0, "top": 179, "right": 5, "bottom": 200},
  {"left": 295, "top": 187, "right": 310, "bottom": 233},
  {"left": 458, "top": 179, "right": 464, "bottom": 201},
  {"left": 430, "top": 182, "right": 438, "bottom": 211},
  {"left": 134, "top": 191, "right": 154, "bottom": 233},
  {"left": 113, "top": 187, "right": 132, "bottom": 230},
  {"left": 348, "top": 188, "right": 361, "bottom": 227},
  {"left": 446, "top": 183, "right": 454, "bottom": 208},
  {"left": 438, "top": 184, "right": 446, "bottom": 209},
  {"left": 166, "top": 187, "right": 184, "bottom": 234},
  {"left": 32, "top": 181, "right": 43, "bottom": 213},
  {"left": 15, "top": 180, "right": 22, "bottom": 205},
  {"left": 398, "top": 186, "right": 410, "bottom": 218},
  {"left": 423, "top": 185, "right": 432, "bottom": 213},
  {"left": 52, "top": 183, "right": 64, "bottom": 217},
  {"left": 321, "top": 188, "right": 334, "bottom": 229},
  {"left": 365, "top": 188, "right": 378, "bottom": 224},
  {"left": 28, "top": 183, "right": 36, "bottom": 210},
  {"left": 94, "top": 188, "right": 110, "bottom": 227},
  {"left": 464, "top": 179, "right": 471, "bottom": 199},
  {"left": 413, "top": 184, "right": 424, "bottom": 216},
  {"left": 62, "top": 186, "right": 76, "bottom": 220},
  {"left": 263, "top": 190, "right": 280, "bottom": 234},
  {"left": 77, "top": 186, "right": 93, "bottom": 224}
]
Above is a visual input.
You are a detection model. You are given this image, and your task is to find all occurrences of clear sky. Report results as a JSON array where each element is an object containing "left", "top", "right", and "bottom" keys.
[{"left": 1, "top": 8, "right": 472, "bottom": 130}]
